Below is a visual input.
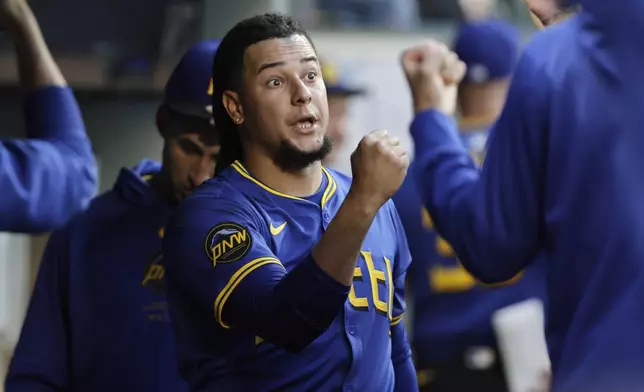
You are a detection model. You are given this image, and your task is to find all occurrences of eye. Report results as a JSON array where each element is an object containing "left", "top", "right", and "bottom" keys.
[
  {"left": 268, "top": 79, "right": 282, "bottom": 87},
  {"left": 305, "top": 71, "right": 317, "bottom": 81}
]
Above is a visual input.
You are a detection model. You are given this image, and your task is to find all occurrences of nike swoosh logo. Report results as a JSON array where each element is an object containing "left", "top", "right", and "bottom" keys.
[{"left": 270, "top": 222, "right": 287, "bottom": 236}]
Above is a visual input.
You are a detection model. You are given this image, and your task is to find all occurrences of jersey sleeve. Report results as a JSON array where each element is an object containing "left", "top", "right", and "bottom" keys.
[
  {"left": 388, "top": 200, "right": 411, "bottom": 327},
  {"left": 0, "top": 87, "right": 98, "bottom": 233},
  {"left": 6, "top": 228, "right": 71, "bottom": 391},
  {"left": 410, "top": 46, "right": 549, "bottom": 284},
  {"left": 163, "top": 194, "right": 350, "bottom": 353}
]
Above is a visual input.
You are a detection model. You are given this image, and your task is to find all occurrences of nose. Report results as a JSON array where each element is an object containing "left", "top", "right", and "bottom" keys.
[{"left": 291, "top": 78, "right": 312, "bottom": 106}]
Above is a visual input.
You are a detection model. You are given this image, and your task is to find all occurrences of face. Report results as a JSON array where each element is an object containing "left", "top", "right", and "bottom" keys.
[
  {"left": 223, "top": 34, "right": 332, "bottom": 172},
  {"left": 325, "top": 95, "right": 350, "bottom": 163},
  {"left": 161, "top": 118, "right": 220, "bottom": 202}
]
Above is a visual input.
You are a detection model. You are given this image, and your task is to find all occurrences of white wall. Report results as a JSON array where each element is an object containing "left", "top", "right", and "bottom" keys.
[{"left": 312, "top": 28, "right": 534, "bottom": 174}]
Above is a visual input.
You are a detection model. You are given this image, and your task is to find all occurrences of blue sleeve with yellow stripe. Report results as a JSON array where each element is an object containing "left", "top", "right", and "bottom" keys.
[
  {"left": 410, "top": 48, "right": 548, "bottom": 284},
  {"left": 387, "top": 204, "right": 418, "bottom": 391},
  {"left": 163, "top": 189, "right": 350, "bottom": 353}
]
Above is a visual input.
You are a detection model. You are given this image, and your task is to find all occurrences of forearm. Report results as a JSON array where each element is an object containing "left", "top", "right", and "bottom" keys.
[
  {"left": 224, "top": 255, "right": 350, "bottom": 352},
  {"left": 312, "top": 191, "right": 379, "bottom": 286},
  {"left": 6, "top": 2, "right": 65, "bottom": 90}
]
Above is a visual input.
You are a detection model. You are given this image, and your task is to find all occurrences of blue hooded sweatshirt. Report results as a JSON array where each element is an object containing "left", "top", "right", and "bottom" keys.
[{"left": 5, "top": 160, "right": 187, "bottom": 392}]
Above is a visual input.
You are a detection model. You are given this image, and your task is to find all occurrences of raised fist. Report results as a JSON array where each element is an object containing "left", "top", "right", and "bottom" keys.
[
  {"left": 400, "top": 40, "right": 466, "bottom": 115},
  {"left": 0, "top": 0, "right": 29, "bottom": 27},
  {"left": 349, "top": 129, "right": 409, "bottom": 212}
]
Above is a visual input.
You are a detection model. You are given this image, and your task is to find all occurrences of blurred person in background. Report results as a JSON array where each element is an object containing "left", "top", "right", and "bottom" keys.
[
  {"left": 5, "top": 40, "right": 221, "bottom": 392},
  {"left": 162, "top": 13, "right": 416, "bottom": 392},
  {"left": 402, "top": 0, "right": 644, "bottom": 389},
  {"left": 320, "top": 60, "right": 366, "bottom": 169},
  {"left": 393, "top": 20, "right": 547, "bottom": 392},
  {"left": 0, "top": 0, "right": 97, "bottom": 233}
]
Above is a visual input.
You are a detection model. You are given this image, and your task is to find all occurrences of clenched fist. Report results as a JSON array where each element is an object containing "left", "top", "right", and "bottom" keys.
[
  {"left": 349, "top": 129, "right": 409, "bottom": 213},
  {"left": 400, "top": 40, "right": 466, "bottom": 116},
  {"left": 0, "top": 0, "right": 29, "bottom": 28}
]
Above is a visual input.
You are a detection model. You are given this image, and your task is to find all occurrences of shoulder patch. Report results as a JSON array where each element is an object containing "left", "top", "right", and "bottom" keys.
[{"left": 205, "top": 222, "right": 252, "bottom": 265}]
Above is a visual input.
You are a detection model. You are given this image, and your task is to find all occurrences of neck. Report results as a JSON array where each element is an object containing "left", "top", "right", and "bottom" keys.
[
  {"left": 458, "top": 81, "right": 508, "bottom": 128},
  {"left": 243, "top": 147, "right": 323, "bottom": 198}
]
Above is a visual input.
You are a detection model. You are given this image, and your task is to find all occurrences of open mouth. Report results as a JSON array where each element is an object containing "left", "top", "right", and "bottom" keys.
[{"left": 293, "top": 114, "right": 319, "bottom": 130}]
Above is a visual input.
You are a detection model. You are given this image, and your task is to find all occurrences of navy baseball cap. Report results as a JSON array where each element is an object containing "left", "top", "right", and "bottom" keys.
[
  {"left": 321, "top": 61, "right": 366, "bottom": 97},
  {"left": 453, "top": 20, "right": 520, "bottom": 83},
  {"left": 164, "top": 39, "right": 220, "bottom": 119}
]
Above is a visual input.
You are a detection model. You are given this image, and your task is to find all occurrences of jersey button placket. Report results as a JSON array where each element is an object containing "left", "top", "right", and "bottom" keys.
[{"left": 321, "top": 207, "right": 331, "bottom": 230}]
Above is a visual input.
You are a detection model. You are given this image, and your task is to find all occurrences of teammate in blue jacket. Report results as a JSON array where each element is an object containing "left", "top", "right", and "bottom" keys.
[
  {"left": 394, "top": 20, "right": 546, "bottom": 392},
  {"left": 401, "top": 0, "right": 644, "bottom": 390},
  {"left": 0, "top": 0, "right": 97, "bottom": 232},
  {"left": 5, "top": 40, "right": 221, "bottom": 392},
  {"left": 163, "top": 13, "right": 417, "bottom": 392}
]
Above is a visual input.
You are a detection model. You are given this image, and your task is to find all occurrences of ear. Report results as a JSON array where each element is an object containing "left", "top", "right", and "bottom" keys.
[
  {"left": 156, "top": 105, "right": 171, "bottom": 138},
  {"left": 222, "top": 90, "right": 245, "bottom": 125}
]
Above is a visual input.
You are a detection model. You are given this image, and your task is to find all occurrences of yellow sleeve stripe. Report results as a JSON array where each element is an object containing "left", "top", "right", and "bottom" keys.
[
  {"left": 391, "top": 314, "right": 404, "bottom": 326},
  {"left": 214, "top": 256, "right": 283, "bottom": 329}
]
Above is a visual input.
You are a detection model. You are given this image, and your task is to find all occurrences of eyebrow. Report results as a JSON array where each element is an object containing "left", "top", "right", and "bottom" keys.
[{"left": 257, "top": 56, "right": 318, "bottom": 74}]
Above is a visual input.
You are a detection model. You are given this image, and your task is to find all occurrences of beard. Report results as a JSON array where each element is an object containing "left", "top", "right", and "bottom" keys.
[{"left": 273, "top": 135, "right": 333, "bottom": 172}]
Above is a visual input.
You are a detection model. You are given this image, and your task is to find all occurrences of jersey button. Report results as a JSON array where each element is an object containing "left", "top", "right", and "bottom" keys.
[
  {"left": 346, "top": 387, "right": 353, "bottom": 392},
  {"left": 323, "top": 210, "right": 330, "bottom": 221},
  {"left": 348, "top": 325, "right": 355, "bottom": 335}
]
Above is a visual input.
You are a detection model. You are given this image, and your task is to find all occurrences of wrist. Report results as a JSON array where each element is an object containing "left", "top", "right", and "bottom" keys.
[
  {"left": 412, "top": 96, "right": 438, "bottom": 115},
  {"left": 344, "top": 190, "right": 381, "bottom": 220}
]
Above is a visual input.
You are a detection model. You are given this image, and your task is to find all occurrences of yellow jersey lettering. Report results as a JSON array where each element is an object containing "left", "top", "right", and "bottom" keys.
[
  {"left": 362, "top": 251, "right": 389, "bottom": 316},
  {"left": 207, "top": 77, "right": 214, "bottom": 95},
  {"left": 212, "top": 230, "right": 248, "bottom": 263},
  {"left": 142, "top": 264, "right": 165, "bottom": 286},
  {"left": 435, "top": 236, "right": 455, "bottom": 257},
  {"left": 421, "top": 208, "right": 433, "bottom": 229},
  {"left": 429, "top": 264, "right": 476, "bottom": 293},
  {"left": 348, "top": 267, "right": 369, "bottom": 310}
]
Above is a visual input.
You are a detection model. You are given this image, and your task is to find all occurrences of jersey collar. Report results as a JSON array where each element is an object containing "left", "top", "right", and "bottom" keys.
[{"left": 230, "top": 160, "right": 337, "bottom": 209}]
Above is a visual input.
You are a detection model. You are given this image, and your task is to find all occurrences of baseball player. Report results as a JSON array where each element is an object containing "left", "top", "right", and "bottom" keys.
[
  {"left": 5, "top": 40, "right": 221, "bottom": 392},
  {"left": 401, "top": 0, "right": 644, "bottom": 390},
  {"left": 393, "top": 20, "right": 546, "bottom": 392},
  {"left": 162, "top": 13, "right": 417, "bottom": 392},
  {"left": 320, "top": 60, "right": 366, "bottom": 168}
]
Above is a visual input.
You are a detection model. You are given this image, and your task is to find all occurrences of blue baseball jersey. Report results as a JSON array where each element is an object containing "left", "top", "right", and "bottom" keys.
[
  {"left": 393, "top": 125, "right": 546, "bottom": 366},
  {"left": 0, "top": 87, "right": 97, "bottom": 233},
  {"left": 409, "top": 3, "right": 644, "bottom": 390},
  {"left": 6, "top": 160, "right": 187, "bottom": 392},
  {"left": 163, "top": 160, "right": 416, "bottom": 392}
]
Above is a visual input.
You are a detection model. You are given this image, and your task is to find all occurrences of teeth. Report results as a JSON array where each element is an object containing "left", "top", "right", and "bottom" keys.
[{"left": 296, "top": 121, "right": 313, "bottom": 129}]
